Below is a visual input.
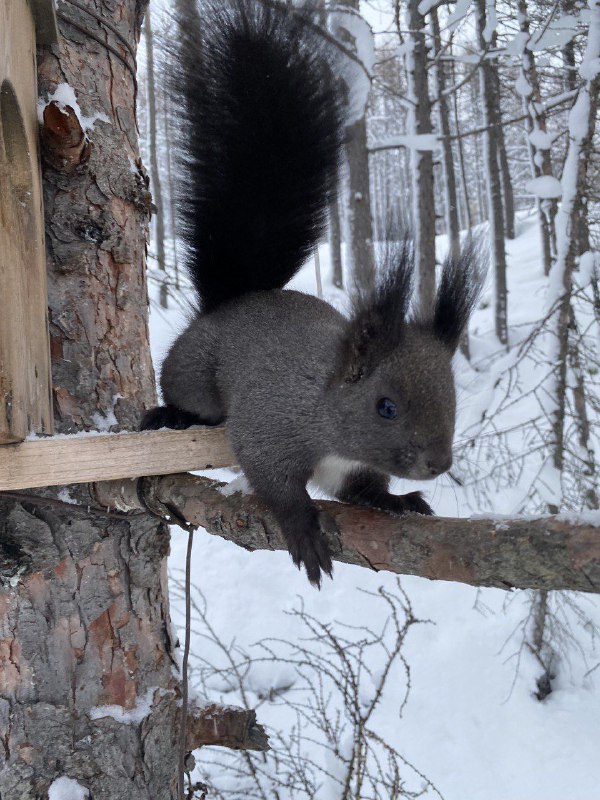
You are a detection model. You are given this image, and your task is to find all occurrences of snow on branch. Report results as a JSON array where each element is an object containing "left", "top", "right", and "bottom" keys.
[{"left": 94, "top": 474, "right": 600, "bottom": 595}]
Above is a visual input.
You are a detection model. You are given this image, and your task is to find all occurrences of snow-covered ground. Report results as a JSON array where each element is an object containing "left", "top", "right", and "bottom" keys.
[{"left": 149, "top": 220, "right": 600, "bottom": 799}]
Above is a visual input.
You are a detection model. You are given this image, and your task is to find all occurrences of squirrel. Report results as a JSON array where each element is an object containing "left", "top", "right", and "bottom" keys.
[{"left": 142, "top": 0, "right": 484, "bottom": 587}]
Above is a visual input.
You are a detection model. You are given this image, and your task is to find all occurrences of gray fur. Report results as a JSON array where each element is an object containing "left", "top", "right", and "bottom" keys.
[{"left": 156, "top": 288, "right": 458, "bottom": 586}]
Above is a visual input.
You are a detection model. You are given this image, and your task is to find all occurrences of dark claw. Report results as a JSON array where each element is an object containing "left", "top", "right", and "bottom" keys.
[
  {"left": 287, "top": 513, "right": 335, "bottom": 589},
  {"left": 399, "top": 491, "right": 434, "bottom": 516},
  {"left": 140, "top": 404, "right": 205, "bottom": 430}
]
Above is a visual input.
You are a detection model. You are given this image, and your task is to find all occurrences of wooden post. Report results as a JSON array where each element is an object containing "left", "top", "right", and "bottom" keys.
[{"left": 0, "top": 0, "right": 57, "bottom": 443}]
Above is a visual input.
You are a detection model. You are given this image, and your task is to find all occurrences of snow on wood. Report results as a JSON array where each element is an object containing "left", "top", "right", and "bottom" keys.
[
  {"left": 526, "top": 175, "right": 563, "bottom": 198},
  {"left": 47, "top": 776, "right": 90, "bottom": 800},
  {"left": 0, "top": 428, "right": 235, "bottom": 491}
]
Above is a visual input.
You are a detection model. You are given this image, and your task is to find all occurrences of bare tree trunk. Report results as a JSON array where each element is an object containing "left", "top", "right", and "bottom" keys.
[
  {"left": 164, "top": 91, "right": 180, "bottom": 292},
  {"left": 405, "top": 0, "right": 436, "bottom": 314},
  {"left": 431, "top": 9, "right": 460, "bottom": 261},
  {"left": 337, "top": 0, "right": 375, "bottom": 292},
  {"left": 475, "top": 0, "right": 509, "bottom": 347},
  {"left": 518, "top": 0, "right": 557, "bottom": 275},
  {"left": 344, "top": 117, "right": 376, "bottom": 291},
  {"left": 329, "top": 195, "right": 344, "bottom": 289},
  {"left": 549, "top": 0, "right": 600, "bottom": 500},
  {"left": 0, "top": 2, "right": 181, "bottom": 796},
  {"left": 470, "top": 77, "right": 488, "bottom": 225},
  {"left": 493, "top": 72, "right": 516, "bottom": 240},
  {"left": 145, "top": 8, "right": 168, "bottom": 308},
  {"left": 451, "top": 59, "right": 473, "bottom": 232},
  {"left": 567, "top": 309, "right": 599, "bottom": 509}
]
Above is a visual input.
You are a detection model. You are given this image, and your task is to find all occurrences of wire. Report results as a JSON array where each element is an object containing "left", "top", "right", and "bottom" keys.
[{"left": 178, "top": 528, "right": 194, "bottom": 800}]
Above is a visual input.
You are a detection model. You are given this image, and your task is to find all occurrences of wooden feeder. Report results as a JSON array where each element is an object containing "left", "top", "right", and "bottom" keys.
[
  {"left": 0, "top": 1, "right": 237, "bottom": 492},
  {"left": 0, "top": 0, "right": 58, "bottom": 444}
]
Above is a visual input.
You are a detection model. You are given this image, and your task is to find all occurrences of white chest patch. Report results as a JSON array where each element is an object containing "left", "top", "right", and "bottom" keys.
[{"left": 310, "top": 455, "right": 365, "bottom": 498}]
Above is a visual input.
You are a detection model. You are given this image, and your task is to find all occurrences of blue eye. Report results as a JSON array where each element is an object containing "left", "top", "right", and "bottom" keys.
[{"left": 377, "top": 397, "right": 397, "bottom": 420}]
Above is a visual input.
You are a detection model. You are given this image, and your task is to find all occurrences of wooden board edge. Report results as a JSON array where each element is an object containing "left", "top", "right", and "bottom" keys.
[{"left": 0, "top": 428, "right": 237, "bottom": 491}]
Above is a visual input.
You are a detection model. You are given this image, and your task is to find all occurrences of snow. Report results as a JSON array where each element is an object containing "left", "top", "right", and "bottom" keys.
[
  {"left": 417, "top": 0, "right": 443, "bottom": 15},
  {"left": 373, "top": 134, "right": 441, "bottom": 152},
  {"left": 328, "top": 9, "right": 375, "bottom": 124},
  {"left": 530, "top": 14, "right": 579, "bottom": 51},
  {"left": 482, "top": 0, "right": 498, "bottom": 43},
  {"left": 578, "top": 251, "right": 598, "bottom": 288},
  {"left": 504, "top": 31, "right": 529, "bottom": 57},
  {"left": 446, "top": 0, "right": 472, "bottom": 33},
  {"left": 149, "top": 219, "right": 600, "bottom": 800},
  {"left": 37, "top": 83, "right": 110, "bottom": 131},
  {"left": 89, "top": 687, "right": 165, "bottom": 724},
  {"left": 57, "top": 488, "right": 77, "bottom": 505},
  {"left": 48, "top": 776, "right": 89, "bottom": 800},
  {"left": 515, "top": 72, "right": 533, "bottom": 98},
  {"left": 526, "top": 175, "right": 563, "bottom": 199},
  {"left": 528, "top": 129, "right": 555, "bottom": 150}
]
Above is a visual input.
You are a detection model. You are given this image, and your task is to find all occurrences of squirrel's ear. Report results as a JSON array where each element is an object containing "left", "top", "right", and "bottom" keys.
[
  {"left": 433, "top": 238, "right": 486, "bottom": 351},
  {"left": 335, "top": 312, "right": 383, "bottom": 384},
  {"left": 335, "top": 238, "right": 415, "bottom": 383}
]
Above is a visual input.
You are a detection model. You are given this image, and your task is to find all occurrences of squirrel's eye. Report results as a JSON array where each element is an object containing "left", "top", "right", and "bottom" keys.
[{"left": 377, "top": 397, "right": 397, "bottom": 420}]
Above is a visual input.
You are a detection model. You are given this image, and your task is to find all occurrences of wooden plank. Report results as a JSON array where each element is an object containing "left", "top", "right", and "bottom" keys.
[
  {"left": 0, "top": 0, "right": 54, "bottom": 444},
  {"left": 0, "top": 428, "right": 236, "bottom": 491},
  {"left": 30, "top": 0, "right": 59, "bottom": 44}
]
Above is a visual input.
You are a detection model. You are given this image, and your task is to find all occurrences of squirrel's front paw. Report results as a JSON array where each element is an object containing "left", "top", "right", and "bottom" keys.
[
  {"left": 398, "top": 491, "right": 434, "bottom": 516},
  {"left": 287, "top": 512, "right": 336, "bottom": 589}
]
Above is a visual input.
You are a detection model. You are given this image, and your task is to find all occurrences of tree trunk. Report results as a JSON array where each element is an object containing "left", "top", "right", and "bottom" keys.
[
  {"left": 451, "top": 58, "right": 473, "bottom": 232},
  {"left": 0, "top": 1, "right": 183, "bottom": 796},
  {"left": 431, "top": 9, "right": 460, "bottom": 261},
  {"left": 329, "top": 195, "right": 344, "bottom": 289},
  {"left": 518, "top": 0, "right": 557, "bottom": 275},
  {"left": 475, "top": 0, "right": 509, "bottom": 348},
  {"left": 164, "top": 91, "right": 180, "bottom": 292},
  {"left": 337, "top": 0, "right": 376, "bottom": 292},
  {"left": 405, "top": 0, "right": 436, "bottom": 314},
  {"left": 549, "top": 0, "right": 600, "bottom": 496},
  {"left": 144, "top": 8, "right": 168, "bottom": 308},
  {"left": 493, "top": 72, "right": 516, "bottom": 240},
  {"left": 344, "top": 116, "right": 376, "bottom": 291}
]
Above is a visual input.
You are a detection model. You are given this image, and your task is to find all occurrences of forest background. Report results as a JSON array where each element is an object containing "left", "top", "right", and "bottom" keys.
[{"left": 136, "top": 0, "right": 600, "bottom": 798}]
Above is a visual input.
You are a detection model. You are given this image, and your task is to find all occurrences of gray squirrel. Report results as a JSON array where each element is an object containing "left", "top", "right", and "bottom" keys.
[{"left": 142, "top": 0, "right": 483, "bottom": 587}]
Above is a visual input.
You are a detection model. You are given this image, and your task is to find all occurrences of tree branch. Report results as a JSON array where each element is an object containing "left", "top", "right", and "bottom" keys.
[
  {"left": 94, "top": 473, "right": 600, "bottom": 595},
  {"left": 187, "top": 702, "right": 269, "bottom": 752}
]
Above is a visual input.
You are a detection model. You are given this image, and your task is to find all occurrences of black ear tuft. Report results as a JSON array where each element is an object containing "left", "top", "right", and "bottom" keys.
[
  {"left": 434, "top": 237, "right": 487, "bottom": 351},
  {"left": 339, "top": 237, "right": 415, "bottom": 382}
]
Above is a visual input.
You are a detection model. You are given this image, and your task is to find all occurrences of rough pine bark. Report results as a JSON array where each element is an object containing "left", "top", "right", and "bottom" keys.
[{"left": 0, "top": 1, "right": 186, "bottom": 797}]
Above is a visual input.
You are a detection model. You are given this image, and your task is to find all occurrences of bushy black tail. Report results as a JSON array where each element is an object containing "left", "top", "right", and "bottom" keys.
[{"left": 170, "top": 0, "right": 345, "bottom": 312}]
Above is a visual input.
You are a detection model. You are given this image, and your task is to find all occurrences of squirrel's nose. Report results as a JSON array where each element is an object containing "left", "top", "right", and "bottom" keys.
[{"left": 426, "top": 453, "right": 452, "bottom": 477}]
